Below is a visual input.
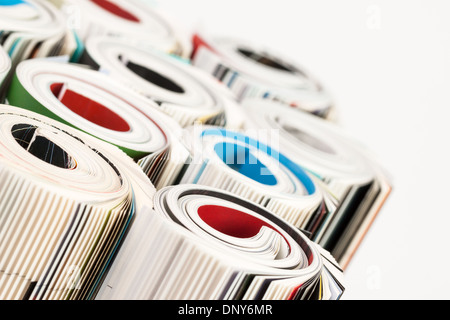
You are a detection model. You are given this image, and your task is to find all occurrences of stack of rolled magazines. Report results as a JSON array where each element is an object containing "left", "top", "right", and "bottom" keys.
[{"left": 0, "top": 0, "right": 391, "bottom": 301}]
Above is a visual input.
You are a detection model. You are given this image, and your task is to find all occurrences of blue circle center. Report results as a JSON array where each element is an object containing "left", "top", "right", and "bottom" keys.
[
  {"left": 202, "top": 128, "right": 316, "bottom": 195},
  {"left": 0, "top": 0, "right": 28, "bottom": 6},
  {"left": 214, "top": 142, "right": 278, "bottom": 186}
]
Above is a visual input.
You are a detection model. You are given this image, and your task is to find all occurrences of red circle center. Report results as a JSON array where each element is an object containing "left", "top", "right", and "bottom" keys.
[
  {"left": 51, "top": 82, "right": 131, "bottom": 132},
  {"left": 197, "top": 205, "right": 280, "bottom": 239}
]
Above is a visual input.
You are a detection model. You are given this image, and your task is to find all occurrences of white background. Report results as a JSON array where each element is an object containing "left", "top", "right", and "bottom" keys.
[{"left": 152, "top": 0, "right": 450, "bottom": 300}]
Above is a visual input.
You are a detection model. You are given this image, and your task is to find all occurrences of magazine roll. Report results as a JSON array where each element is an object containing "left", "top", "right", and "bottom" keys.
[
  {"left": 0, "top": 0, "right": 68, "bottom": 66},
  {"left": 0, "top": 104, "right": 157, "bottom": 300},
  {"left": 191, "top": 34, "right": 335, "bottom": 120},
  {"left": 6, "top": 58, "right": 189, "bottom": 188},
  {"left": 242, "top": 98, "right": 392, "bottom": 268},
  {"left": 55, "top": 0, "right": 192, "bottom": 59},
  {"left": 96, "top": 184, "right": 345, "bottom": 300},
  {"left": 177, "top": 126, "right": 325, "bottom": 232},
  {"left": 78, "top": 36, "right": 246, "bottom": 129}
]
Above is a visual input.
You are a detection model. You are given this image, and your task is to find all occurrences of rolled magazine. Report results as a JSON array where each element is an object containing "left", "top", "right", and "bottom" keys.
[
  {"left": 0, "top": 104, "right": 156, "bottom": 300},
  {"left": 79, "top": 35, "right": 245, "bottom": 129},
  {"left": 191, "top": 34, "right": 335, "bottom": 120},
  {"left": 50, "top": 0, "right": 192, "bottom": 59},
  {"left": 96, "top": 184, "right": 344, "bottom": 300},
  {"left": 0, "top": 0, "right": 68, "bottom": 66},
  {"left": 6, "top": 57, "right": 189, "bottom": 189},
  {"left": 241, "top": 98, "right": 392, "bottom": 267}
]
